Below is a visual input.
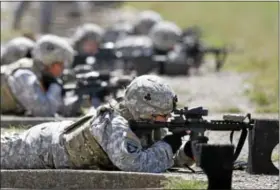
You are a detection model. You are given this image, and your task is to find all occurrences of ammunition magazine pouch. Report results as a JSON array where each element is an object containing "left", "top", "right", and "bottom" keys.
[{"left": 0, "top": 58, "right": 34, "bottom": 114}]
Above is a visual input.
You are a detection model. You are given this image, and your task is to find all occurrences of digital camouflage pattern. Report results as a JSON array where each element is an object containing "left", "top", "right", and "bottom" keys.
[
  {"left": 134, "top": 10, "right": 162, "bottom": 35},
  {"left": 0, "top": 102, "right": 194, "bottom": 172},
  {"left": 1, "top": 58, "right": 35, "bottom": 114},
  {"left": 1, "top": 37, "right": 35, "bottom": 65},
  {"left": 1, "top": 34, "right": 74, "bottom": 116},
  {"left": 1, "top": 75, "right": 194, "bottom": 172},
  {"left": 62, "top": 114, "right": 117, "bottom": 170},
  {"left": 149, "top": 21, "right": 182, "bottom": 51},
  {"left": 1, "top": 58, "right": 63, "bottom": 116},
  {"left": 1, "top": 120, "right": 73, "bottom": 169},
  {"left": 124, "top": 75, "right": 176, "bottom": 119},
  {"left": 32, "top": 34, "right": 74, "bottom": 68}
]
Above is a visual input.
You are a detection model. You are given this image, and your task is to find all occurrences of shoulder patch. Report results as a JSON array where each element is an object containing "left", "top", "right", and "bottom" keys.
[
  {"left": 124, "top": 131, "right": 141, "bottom": 154},
  {"left": 126, "top": 139, "right": 140, "bottom": 154}
]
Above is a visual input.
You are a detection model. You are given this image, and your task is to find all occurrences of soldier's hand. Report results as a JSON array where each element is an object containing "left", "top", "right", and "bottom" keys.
[
  {"left": 162, "top": 133, "right": 183, "bottom": 154},
  {"left": 42, "top": 72, "right": 65, "bottom": 96},
  {"left": 96, "top": 104, "right": 113, "bottom": 115},
  {"left": 183, "top": 136, "right": 209, "bottom": 160}
]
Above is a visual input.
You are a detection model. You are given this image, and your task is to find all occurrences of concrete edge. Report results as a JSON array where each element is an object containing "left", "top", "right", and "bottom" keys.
[
  {"left": 0, "top": 116, "right": 76, "bottom": 128},
  {"left": 0, "top": 169, "right": 183, "bottom": 189}
]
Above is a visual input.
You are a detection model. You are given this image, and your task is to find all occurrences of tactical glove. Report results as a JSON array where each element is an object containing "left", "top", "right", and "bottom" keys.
[
  {"left": 183, "top": 136, "right": 209, "bottom": 160},
  {"left": 41, "top": 72, "right": 65, "bottom": 96},
  {"left": 162, "top": 133, "right": 183, "bottom": 154}
]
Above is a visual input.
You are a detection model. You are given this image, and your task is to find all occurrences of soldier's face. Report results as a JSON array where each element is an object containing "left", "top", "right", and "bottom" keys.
[
  {"left": 82, "top": 40, "right": 98, "bottom": 54},
  {"left": 152, "top": 114, "right": 171, "bottom": 122},
  {"left": 48, "top": 62, "right": 64, "bottom": 77}
]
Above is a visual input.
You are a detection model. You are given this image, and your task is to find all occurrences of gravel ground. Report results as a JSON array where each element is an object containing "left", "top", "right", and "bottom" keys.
[{"left": 165, "top": 169, "right": 279, "bottom": 189}]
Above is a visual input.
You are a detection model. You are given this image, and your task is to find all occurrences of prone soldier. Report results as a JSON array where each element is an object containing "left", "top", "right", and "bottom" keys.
[
  {"left": 114, "top": 20, "right": 184, "bottom": 75},
  {"left": 71, "top": 23, "right": 104, "bottom": 56},
  {"left": 70, "top": 23, "right": 115, "bottom": 71},
  {"left": 1, "top": 34, "right": 82, "bottom": 117},
  {"left": 1, "top": 36, "right": 35, "bottom": 66},
  {"left": 1, "top": 75, "right": 208, "bottom": 172}
]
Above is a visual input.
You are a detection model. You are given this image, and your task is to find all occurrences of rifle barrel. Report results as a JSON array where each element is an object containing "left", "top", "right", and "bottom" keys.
[{"left": 129, "top": 120, "right": 253, "bottom": 133}]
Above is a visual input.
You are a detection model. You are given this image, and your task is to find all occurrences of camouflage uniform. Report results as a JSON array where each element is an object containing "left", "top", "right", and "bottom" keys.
[
  {"left": 133, "top": 10, "right": 162, "bottom": 35},
  {"left": 1, "top": 34, "right": 75, "bottom": 116},
  {"left": 1, "top": 75, "right": 194, "bottom": 172},
  {"left": 1, "top": 37, "right": 35, "bottom": 65},
  {"left": 71, "top": 23, "right": 104, "bottom": 54}
]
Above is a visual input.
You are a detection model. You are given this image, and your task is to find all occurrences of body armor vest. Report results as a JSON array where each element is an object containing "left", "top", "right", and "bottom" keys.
[
  {"left": 1, "top": 58, "right": 34, "bottom": 114},
  {"left": 61, "top": 114, "right": 117, "bottom": 170}
]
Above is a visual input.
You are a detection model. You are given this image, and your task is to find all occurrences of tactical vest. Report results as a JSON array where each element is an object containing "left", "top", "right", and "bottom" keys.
[
  {"left": 61, "top": 113, "right": 117, "bottom": 170},
  {"left": 1, "top": 58, "right": 34, "bottom": 114}
]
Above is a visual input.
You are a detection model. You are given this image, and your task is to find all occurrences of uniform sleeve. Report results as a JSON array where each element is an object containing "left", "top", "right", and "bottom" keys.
[
  {"left": 8, "top": 69, "right": 63, "bottom": 116},
  {"left": 91, "top": 113, "right": 174, "bottom": 173}
]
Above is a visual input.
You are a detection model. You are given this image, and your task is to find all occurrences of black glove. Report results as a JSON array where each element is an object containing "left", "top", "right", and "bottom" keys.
[
  {"left": 41, "top": 72, "right": 65, "bottom": 96},
  {"left": 184, "top": 136, "right": 209, "bottom": 160},
  {"left": 162, "top": 133, "right": 183, "bottom": 154}
]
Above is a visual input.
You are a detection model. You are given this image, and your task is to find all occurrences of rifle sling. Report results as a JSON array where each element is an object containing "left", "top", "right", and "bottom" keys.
[
  {"left": 230, "top": 130, "right": 234, "bottom": 144},
  {"left": 233, "top": 128, "right": 247, "bottom": 161}
]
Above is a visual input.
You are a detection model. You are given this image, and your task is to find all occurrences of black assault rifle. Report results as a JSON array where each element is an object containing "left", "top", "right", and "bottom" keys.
[
  {"left": 129, "top": 106, "right": 254, "bottom": 162},
  {"left": 63, "top": 71, "right": 132, "bottom": 104}
]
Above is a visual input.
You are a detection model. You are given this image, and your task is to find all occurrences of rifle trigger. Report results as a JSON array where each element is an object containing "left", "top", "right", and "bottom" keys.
[{"left": 230, "top": 130, "right": 234, "bottom": 144}]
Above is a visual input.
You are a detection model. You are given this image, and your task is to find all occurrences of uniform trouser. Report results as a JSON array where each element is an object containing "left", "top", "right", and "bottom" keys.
[{"left": 1, "top": 121, "right": 72, "bottom": 169}]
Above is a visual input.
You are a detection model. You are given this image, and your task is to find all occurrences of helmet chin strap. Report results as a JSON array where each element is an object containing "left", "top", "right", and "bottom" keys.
[{"left": 32, "top": 59, "right": 46, "bottom": 79}]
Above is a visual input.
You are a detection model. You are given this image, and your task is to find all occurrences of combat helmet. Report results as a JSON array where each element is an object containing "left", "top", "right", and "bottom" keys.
[
  {"left": 1, "top": 37, "right": 35, "bottom": 65},
  {"left": 133, "top": 10, "right": 162, "bottom": 35},
  {"left": 149, "top": 21, "right": 182, "bottom": 51},
  {"left": 124, "top": 75, "right": 176, "bottom": 119}
]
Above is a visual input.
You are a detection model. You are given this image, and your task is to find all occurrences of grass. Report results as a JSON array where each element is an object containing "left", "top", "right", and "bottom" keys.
[
  {"left": 1, "top": 9, "right": 22, "bottom": 42},
  {"left": 124, "top": 2, "right": 278, "bottom": 113},
  {"left": 1, "top": 126, "right": 27, "bottom": 135},
  {"left": 272, "top": 153, "right": 279, "bottom": 162},
  {"left": 162, "top": 178, "right": 207, "bottom": 189}
]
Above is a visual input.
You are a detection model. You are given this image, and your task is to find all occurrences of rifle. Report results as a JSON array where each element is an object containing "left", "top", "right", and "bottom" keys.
[
  {"left": 201, "top": 45, "right": 241, "bottom": 71},
  {"left": 71, "top": 44, "right": 118, "bottom": 69},
  {"left": 129, "top": 106, "right": 254, "bottom": 162},
  {"left": 63, "top": 71, "right": 132, "bottom": 106},
  {"left": 181, "top": 26, "right": 241, "bottom": 72}
]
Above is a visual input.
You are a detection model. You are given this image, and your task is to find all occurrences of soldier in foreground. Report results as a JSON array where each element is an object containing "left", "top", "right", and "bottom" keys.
[
  {"left": 1, "top": 36, "right": 35, "bottom": 65},
  {"left": 1, "top": 75, "right": 208, "bottom": 172},
  {"left": 1, "top": 34, "right": 81, "bottom": 117}
]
